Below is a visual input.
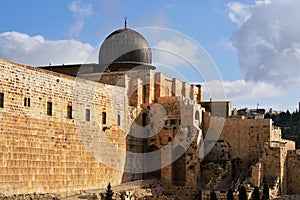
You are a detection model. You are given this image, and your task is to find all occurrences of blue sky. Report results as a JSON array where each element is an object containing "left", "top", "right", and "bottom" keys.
[{"left": 1, "top": 0, "right": 300, "bottom": 111}]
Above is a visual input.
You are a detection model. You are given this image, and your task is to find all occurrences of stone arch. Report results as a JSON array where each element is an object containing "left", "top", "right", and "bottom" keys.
[
  {"left": 172, "top": 145, "right": 186, "bottom": 185},
  {"left": 145, "top": 145, "right": 161, "bottom": 179}
]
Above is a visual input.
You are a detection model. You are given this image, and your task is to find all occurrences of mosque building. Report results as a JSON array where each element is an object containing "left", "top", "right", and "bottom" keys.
[{"left": 0, "top": 24, "right": 299, "bottom": 199}]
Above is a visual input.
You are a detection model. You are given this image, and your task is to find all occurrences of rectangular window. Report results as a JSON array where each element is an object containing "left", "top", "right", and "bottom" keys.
[
  {"left": 117, "top": 114, "right": 121, "bottom": 126},
  {"left": 86, "top": 109, "right": 90, "bottom": 122},
  {"left": 24, "top": 97, "right": 30, "bottom": 107},
  {"left": 142, "top": 113, "right": 147, "bottom": 127},
  {"left": 142, "top": 85, "right": 147, "bottom": 103},
  {"left": 67, "top": 105, "right": 72, "bottom": 119},
  {"left": 170, "top": 119, "right": 176, "bottom": 125},
  {"left": 47, "top": 102, "right": 52, "bottom": 116},
  {"left": 102, "top": 112, "right": 107, "bottom": 124},
  {"left": 0, "top": 93, "right": 4, "bottom": 108}
]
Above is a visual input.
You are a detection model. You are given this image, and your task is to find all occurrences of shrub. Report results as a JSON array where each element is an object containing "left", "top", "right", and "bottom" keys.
[
  {"left": 210, "top": 191, "right": 218, "bottom": 200},
  {"left": 227, "top": 189, "right": 234, "bottom": 200},
  {"left": 262, "top": 184, "right": 269, "bottom": 200},
  {"left": 104, "top": 183, "right": 114, "bottom": 200},
  {"left": 252, "top": 186, "right": 260, "bottom": 200},
  {"left": 238, "top": 186, "right": 247, "bottom": 200}
]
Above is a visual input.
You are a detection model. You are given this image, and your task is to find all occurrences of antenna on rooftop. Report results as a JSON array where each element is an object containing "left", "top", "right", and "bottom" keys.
[{"left": 124, "top": 16, "right": 127, "bottom": 29}]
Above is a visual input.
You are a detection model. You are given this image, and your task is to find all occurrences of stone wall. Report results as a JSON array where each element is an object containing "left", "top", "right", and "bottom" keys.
[
  {"left": 250, "top": 162, "right": 261, "bottom": 187},
  {"left": 201, "top": 190, "right": 239, "bottom": 200},
  {"left": 143, "top": 96, "right": 203, "bottom": 187},
  {"left": 202, "top": 115, "right": 298, "bottom": 196},
  {"left": 0, "top": 58, "right": 207, "bottom": 196},
  {"left": 0, "top": 59, "right": 131, "bottom": 195},
  {"left": 3, "top": 57, "right": 298, "bottom": 197},
  {"left": 204, "top": 140, "right": 231, "bottom": 161},
  {"left": 216, "top": 117, "right": 271, "bottom": 164},
  {"left": 286, "top": 150, "right": 300, "bottom": 194}
]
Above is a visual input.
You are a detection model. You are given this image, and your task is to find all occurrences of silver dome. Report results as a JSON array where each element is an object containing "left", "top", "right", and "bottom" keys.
[{"left": 99, "top": 28, "right": 152, "bottom": 66}]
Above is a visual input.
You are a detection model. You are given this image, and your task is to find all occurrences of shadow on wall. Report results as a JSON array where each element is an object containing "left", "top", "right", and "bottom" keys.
[{"left": 121, "top": 109, "right": 146, "bottom": 183}]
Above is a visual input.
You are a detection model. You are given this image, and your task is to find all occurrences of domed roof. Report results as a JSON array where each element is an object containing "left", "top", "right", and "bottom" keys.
[{"left": 98, "top": 28, "right": 152, "bottom": 67}]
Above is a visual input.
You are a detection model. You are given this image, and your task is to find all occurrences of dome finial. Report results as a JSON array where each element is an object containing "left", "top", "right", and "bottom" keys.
[{"left": 124, "top": 16, "right": 127, "bottom": 29}]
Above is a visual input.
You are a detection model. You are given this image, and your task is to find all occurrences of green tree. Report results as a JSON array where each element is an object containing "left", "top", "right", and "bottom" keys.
[
  {"left": 252, "top": 186, "right": 260, "bottom": 200},
  {"left": 210, "top": 191, "right": 218, "bottom": 200},
  {"left": 238, "top": 186, "right": 247, "bottom": 200},
  {"left": 262, "top": 184, "right": 269, "bottom": 200},
  {"left": 104, "top": 183, "right": 114, "bottom": 200},
  {"left": 227, "top": 189, "right": 234, "bottom": 200}
]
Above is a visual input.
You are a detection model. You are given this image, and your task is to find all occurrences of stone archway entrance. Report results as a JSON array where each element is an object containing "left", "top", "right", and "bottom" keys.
[
  {"left": 145, "top": 145, "right": 161, "bottom": 179},
  {"left": 172, "top": 146, "right": 186, "bottom": 185}
]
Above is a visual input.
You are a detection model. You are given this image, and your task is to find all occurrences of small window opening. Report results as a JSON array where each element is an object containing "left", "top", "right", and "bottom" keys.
[
  {"left": 67, "top": 105, "right": 72, "bottom": 119},
  {"left": 102, "top": 112, "right": 107, "bottom": 124},
  {"left": 117, "top": 114, "right": 121, "bottom": 126},
  {"left": 170, "top": 119, "right": 176, "bottom": 125},
  {"left": 142, "top": 85, "right": 147, "bottom": 103},
  {"left": 47, "top": 102, "right": 52, "bottom": 116},
  {"left": 85, "top": 109, "right": 90, "bottom": 122},
  {"left": 24, "top": 97, "right": 30, "bottom": 107},
  {"left": 0, "top": 93, "right": 4, "bottom": 108},
  {"left": 142, "top": 112, "right": 147, "bottom": 127}
]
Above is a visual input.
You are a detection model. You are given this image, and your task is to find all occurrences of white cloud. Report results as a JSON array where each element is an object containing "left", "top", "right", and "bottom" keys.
[
  {"left": 68, "top": 0, "right": 94, "bottom": 37},
  {"left": 138, "top": 28, "right": 222, "bottom": 83},
  {"left": 202, "top": 79, "right": 282, "bottom": 101},
  {"left": 0, "top": 31, "right": 94, "bottom": 66},
  {"left": 69, "top": 18, "right": 85, "bottom": 37},
  {"left": 223, "top": 80, "right": 282, "bottom": 100},
  {"left": 219, "top": 38, "right": 236, "bottom": 51},
  {"left": 227, "top": 1, "right": 271, "bottom": 25},
  {"left": 152, "top": 36, "right": 220, "bottom": 83},
  {"left": 153, "top": 36, "right": 202, "bottom": 67},
  {"left": 254, "top": 0, "right": 272, "bottom": 5},
  {"left": 227, "top": 2, "right": 251, "bottom": 26},
  {"left": 201, "top": 79, "right": 292, "bottom": 110},
  {"left": 68, "top": 0, "right": 93, "bottom": 16},
  {"left": 230, "top": 0, "right": 300, "bottom": 89}
]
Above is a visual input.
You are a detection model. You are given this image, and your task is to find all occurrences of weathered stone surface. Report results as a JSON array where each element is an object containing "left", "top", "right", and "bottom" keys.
[
  {"left": 0, "top": 55, "right": 299, "bottom": 199},
  {"left": 0, "top": 59, "right": 130, "bottom": 195},
  {"left": 0, "top": 58, "right": 203, "bottom": 196},
  {"left": 201, "top": 116, "right": 298, "bottom": 196},
  {"left": 0, "top": 193, "right": 61, "bottom": 200}
]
